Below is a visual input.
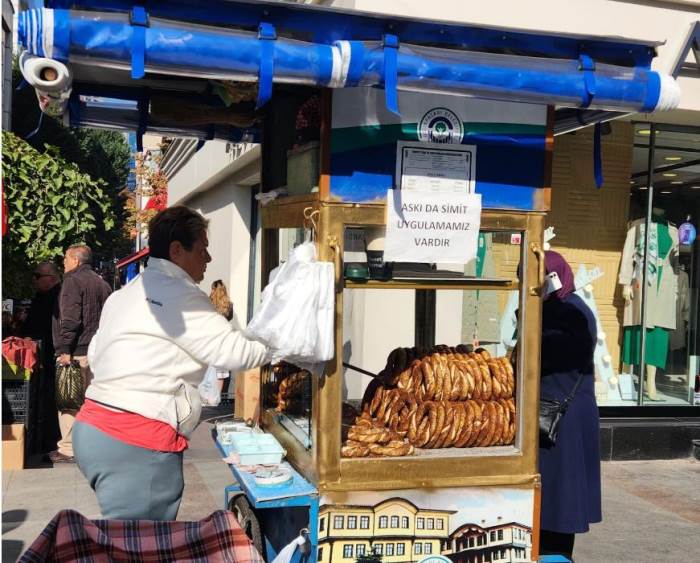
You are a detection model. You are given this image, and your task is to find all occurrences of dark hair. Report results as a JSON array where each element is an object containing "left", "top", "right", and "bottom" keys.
[
  {"left": 67, "top": 245, "right": 92, "bottom": 265},
  {"left": 148, "top": 206, "right": 209, "bottom": 260}
]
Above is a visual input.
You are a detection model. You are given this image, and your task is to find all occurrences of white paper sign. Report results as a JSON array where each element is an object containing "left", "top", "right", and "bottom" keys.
[
  {"left": 396, "top": 141, "right": 476, "bottom": 194},
  {"left": 384, "top": 190, "right": 482, "bottom": 264}
]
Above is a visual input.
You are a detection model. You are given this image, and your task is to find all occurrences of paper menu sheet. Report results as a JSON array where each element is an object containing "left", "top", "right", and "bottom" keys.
[{"left": 397, "top": 141, "right": 476, "bottom": 194}]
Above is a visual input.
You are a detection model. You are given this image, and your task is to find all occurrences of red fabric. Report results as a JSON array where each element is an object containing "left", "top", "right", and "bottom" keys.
[
  {"left": 76, "top": 399, "right": 188, "bottom": 452},
  {"left": 1, "top": 337, "right": 38, "bottom": 372},
  {"left": 19, "top": 509, "right": 264, "bottom": 563}
]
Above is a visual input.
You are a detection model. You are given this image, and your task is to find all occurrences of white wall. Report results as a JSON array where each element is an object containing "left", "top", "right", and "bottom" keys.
[
  {"left": 168, "top": 140, "right": 260, "bottom": 325},
  {"left": 330, "top": 0, "right": 700, "bottom": 123},
  {"left": 185, "top": 178, "right": 253, "bottom": 326}
]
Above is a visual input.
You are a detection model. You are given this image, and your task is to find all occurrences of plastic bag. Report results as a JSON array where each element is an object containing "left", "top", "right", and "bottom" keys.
[
  {"left": 55, "top": 361, "right": 85, "bottom": 411},
  {"left": 198, "top": 366, "right": 221, "bottom": 407},
  {"left": 246, "top": 242, "right": 334, "bottom": 368}
]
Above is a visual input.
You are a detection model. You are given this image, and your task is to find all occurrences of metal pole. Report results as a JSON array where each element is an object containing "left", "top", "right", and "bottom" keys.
[{"left": 637, "top": 125, "right": 656, "bottom": 406}]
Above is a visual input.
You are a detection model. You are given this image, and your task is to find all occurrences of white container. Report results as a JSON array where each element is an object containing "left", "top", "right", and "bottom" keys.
[
  {"left": 230, "top": 433, "right": 286, "bottom": 466},
  {"left": 217, "top": 421, "right": 254, "bottom": 445}
]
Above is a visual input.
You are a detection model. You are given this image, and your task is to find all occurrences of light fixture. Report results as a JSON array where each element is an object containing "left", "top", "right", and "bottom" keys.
[
  {"left": 671, "top": 181, "right": 684, "bottom": 185},
  {"left": 639, "top": 187, "right": 648, "bottom": 190},
  {"left": 637, "top": 129, "right": 651, "bottom": 135},
  {"left": 662, "top": 172, "right": 677, "bottom": 177},
  {"left": 660, "top": 190, "right": 671, "bottom": 194},
  {"left": 664, "top": 156, "right": 682, "bottom": 162},
  {"left": 629, "top": 180, "right": 635, "bottom": 185},
  {"left": 691, "top": 186, "right": 700, "bottom": 190}
]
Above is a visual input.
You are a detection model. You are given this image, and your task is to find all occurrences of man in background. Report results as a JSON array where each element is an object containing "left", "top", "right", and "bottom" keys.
[
  {"left": 51, "top": 245, "right": 111, "bottom": 463},
  {"left": 23, "top": 262, "right": 62, "bottom": 455}
]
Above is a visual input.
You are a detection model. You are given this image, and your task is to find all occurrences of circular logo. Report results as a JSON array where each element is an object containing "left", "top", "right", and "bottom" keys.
[
  {"left": 419, "top": 556, "right": 452, "bottom": 563},
  {"left": 418, "top": 108, "right": 464, "bottom": 144}
]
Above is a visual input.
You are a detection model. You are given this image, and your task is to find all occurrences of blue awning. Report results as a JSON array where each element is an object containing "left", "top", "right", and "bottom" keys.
[{"left": 16, "top": 1, "right": 680, "bottom": 143}]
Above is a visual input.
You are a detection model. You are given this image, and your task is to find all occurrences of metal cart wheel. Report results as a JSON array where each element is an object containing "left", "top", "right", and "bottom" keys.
[{"left": 229, "top": 494, "right": 265, "bottom": 558}]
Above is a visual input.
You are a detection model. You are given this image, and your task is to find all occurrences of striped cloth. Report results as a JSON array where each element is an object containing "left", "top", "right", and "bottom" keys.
[{"left": 19, "top": 509, "right": 264, "bottom": 562}]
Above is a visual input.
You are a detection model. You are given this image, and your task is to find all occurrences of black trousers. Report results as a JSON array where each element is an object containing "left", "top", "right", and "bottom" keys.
[{"left": 540, "top": 529, "right": 575, "bottom": 561}]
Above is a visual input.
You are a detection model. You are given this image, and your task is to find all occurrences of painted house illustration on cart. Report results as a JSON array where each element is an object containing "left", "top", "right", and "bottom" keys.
[{"left": 318, "top": 498, "right": 532, "bottom": 563}]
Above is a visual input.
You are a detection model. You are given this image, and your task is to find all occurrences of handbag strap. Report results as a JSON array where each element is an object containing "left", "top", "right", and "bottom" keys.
[{"left": 562, "top": 373, "right": 585, "bottom": 407}]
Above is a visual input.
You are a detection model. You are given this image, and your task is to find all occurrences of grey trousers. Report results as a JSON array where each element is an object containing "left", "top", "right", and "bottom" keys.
[{"left": 73, "top": 421, "right": 184, "bottom": 520}]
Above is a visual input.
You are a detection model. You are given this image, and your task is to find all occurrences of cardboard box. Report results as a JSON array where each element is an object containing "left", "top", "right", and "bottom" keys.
[
  {"left": 234, "top": 368, "right": 260, "bottom": 423},
  {"left": 2, "top": 424, "right": 25, "bottom": 470}
]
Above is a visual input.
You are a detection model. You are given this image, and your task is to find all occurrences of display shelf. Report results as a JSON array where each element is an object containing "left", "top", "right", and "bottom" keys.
[{"left": 345, "top": 278, "right": 518, "bottom": 290}]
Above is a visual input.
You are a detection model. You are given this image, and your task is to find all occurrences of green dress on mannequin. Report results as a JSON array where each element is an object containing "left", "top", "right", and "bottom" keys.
[{"left": 621, "top": 221, "right": 672, "bottom": 369}]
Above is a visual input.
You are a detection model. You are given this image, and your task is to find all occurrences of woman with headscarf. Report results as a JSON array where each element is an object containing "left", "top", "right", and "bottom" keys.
[{"left": 538, "top": 251, "right": 601, "bottom": 562}]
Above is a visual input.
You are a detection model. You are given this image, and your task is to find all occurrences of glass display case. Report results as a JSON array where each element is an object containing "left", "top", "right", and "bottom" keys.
[{"left": 260, "top": 198, "right": 545, "bottom": 491}]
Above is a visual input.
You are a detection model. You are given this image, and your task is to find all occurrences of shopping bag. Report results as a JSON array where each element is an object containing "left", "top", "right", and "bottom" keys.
[
  {"left": 246, "top": 242, "right": 334, "bottom": 368},
  {"left": 199, "top": 366, "right": 221, "bottom": 406},
  {"left": 55, "top": 361, "right": 84, "bottom": 411}
]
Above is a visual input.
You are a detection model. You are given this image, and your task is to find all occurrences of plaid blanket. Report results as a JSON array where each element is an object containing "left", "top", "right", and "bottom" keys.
[{"left": 19, "top": 509, "right": 265, "bottom": 562}]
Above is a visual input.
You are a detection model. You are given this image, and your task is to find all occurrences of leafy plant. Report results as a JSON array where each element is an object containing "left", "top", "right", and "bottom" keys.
[{"left": 2, "top": 131, "right": 116, "bottom": 297}]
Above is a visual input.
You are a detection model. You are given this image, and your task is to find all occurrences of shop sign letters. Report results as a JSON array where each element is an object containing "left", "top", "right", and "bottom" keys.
[{"left": 384, "top": 189, "right": 482, "bottom": 263}]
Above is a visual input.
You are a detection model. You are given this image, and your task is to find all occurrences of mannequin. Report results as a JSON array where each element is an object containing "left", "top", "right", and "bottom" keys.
[{"left": 618, "top": 208, "right": 679, "bottom": 400}]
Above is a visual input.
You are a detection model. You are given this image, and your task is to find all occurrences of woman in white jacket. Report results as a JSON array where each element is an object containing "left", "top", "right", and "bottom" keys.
[{"left": 73, "top": 206, "right": 269, "bottom": 521}]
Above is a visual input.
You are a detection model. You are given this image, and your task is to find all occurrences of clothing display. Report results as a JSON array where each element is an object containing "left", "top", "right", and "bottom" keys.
[
  {"left": 669, "top": 268, "right": 690, "bottom": 351},
  {"left": 462, "top": 233, "right": 500, "bottom": 344},
  {"left": 618, "top": 218, "right": 679, "bottom": 330},
  {"left": 619, "top": 218, "right": 679, "bottom": 370},
  {"left": 621, "top": 325, "right": 669, "bottom": 369}
]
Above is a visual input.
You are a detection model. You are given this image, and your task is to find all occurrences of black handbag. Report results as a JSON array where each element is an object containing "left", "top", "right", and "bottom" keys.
[
  {"left": 55, "top": 360, "right": 85, "bottom": 411},
  {"left": 539, "top": 374, "right": 584, "bottom": 448}
]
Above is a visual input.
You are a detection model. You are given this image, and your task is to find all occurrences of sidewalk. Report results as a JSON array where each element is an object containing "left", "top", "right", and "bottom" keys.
[{"left": 3, "top": 411, "right": 699, "bottom": 562}]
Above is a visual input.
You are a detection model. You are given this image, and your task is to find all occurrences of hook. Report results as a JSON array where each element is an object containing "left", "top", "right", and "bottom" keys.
[{"left": 303, "top": 207, "right": 320, "bottom": 242}]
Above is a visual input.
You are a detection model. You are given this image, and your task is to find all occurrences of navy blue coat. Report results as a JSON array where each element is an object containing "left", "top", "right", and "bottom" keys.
[{"left": 539, "top": 293, "right": 602, "bottom": 534}]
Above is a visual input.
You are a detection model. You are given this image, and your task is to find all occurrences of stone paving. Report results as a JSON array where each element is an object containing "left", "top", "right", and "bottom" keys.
[{"left": 2, "top": 411, "right": 699, "bottom": 562}]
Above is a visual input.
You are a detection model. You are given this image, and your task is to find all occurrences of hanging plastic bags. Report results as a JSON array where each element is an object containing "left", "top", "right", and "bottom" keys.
[
  {"left": 246, "top": 242, "right": 334, "bottom": 369},
  {"left": 198, "top": 366, "right": 221, "bottom": 407}
]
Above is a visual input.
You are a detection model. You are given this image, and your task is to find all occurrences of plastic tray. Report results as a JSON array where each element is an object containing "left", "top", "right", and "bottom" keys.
[{"left": 229, "top": 433, "right": 286, "bottom": 466}]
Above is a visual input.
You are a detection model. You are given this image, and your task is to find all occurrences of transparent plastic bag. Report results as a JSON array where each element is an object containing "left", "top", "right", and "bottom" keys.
[
  {"left": 198, "top": 366, "right": 221, "bottom": 407},
  {"left": 246, "top": 242, "right": 334, "bottom": 368}
]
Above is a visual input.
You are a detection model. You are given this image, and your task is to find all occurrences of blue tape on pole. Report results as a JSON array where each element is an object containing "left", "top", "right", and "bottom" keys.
[
  {"left": 52, "top": 9, "right": 70, "bottom": 61},
  {"left": 383, "top": 34, "right": 399, "bottom": 115},
  {"left": 579, "top": 54, "right": 596, "bottom": 108},
  {"left": 130, "top": 7, "right": 148, "bottom": 80},
  {"left": 641, "top": 70, "right": 660, "bottom": 113},
  {"left": 346, "top": 41, "right": 366, "bottom": 87},
  {"left": 594, "top": 122, "right": 603, "bottom": 189},
  {"left": 257, "top": 22, "right": 276, "bottom": 109}
]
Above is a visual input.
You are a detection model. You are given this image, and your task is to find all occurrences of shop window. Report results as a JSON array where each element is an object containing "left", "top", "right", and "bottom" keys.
[
  {"left": 415, "top": 544, "right": 422, "bottom": 555},
  {"left": 402, "top": 516, "right": 409, "bottom": 528},
  {"left": 427, "top": 518, "right": 434, "bottom": 530},
  {"left": 334, "top": 516, "right": 344, "bottom": 529},
  {"left": 497, "top": 530, "right": 503, "bottom": 541},
  {"left": 386, "top": 544, "right": 394, "bottom": 556},
  {"left": 391, "top": 516, "right": 399, "bottom": 528},
  {"left": 379, "top": 516, "right": 388, "bottom": 529},
  {"left": 397, "top": 544, "right": 405, "bottom": 556},
  {"left": 348, "top": 516, "right": 357, "bottom": 529},
  {"left": 343, "top": 545, "right": 353, "bottom": 559},
  {"left": 424, "top": 543, "right": 433, "bottom": 555},
  {"left": 417, "top": 518, "right": 425, "bottom": 529},
  {"left": 436, "top": 518, "right": 443, "bottom": 530},
  {"left": 360, "top": 516, "right": 370, "bottom": 529},
  {"left": 357, "top": 545, "right": 366, "bottom": 557}
]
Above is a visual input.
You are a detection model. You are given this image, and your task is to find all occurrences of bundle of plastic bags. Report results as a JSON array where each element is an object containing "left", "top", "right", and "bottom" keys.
[{"left": 246, "top": 242, "right": 334, "bottom": 370}]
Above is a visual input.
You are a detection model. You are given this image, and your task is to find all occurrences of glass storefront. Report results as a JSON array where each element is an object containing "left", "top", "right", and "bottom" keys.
[{"left": 597, "top": 123, "right": 700, "bottom": 408}]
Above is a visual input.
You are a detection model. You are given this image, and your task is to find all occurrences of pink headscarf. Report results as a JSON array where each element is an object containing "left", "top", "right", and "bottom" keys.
[{"left": 544, "top": 250, "right": 575, "bottom": 300}]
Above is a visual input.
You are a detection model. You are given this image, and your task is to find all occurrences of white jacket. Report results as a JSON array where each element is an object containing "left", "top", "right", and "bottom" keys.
[{"left": 87, "top": 258, "right": 268, "bottom": 437}]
